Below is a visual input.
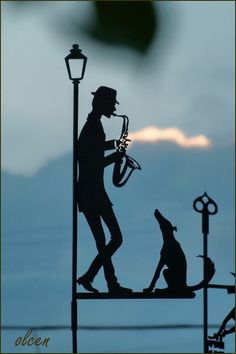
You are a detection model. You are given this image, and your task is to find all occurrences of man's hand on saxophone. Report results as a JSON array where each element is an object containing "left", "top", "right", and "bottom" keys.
[{"left": 116, "top": 137, "right": 131, "bottom": 150}]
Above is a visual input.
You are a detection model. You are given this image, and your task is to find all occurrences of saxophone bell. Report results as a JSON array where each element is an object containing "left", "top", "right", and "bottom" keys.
[{"left": 126, "top": 156, "right": 141, "bottom": 170}]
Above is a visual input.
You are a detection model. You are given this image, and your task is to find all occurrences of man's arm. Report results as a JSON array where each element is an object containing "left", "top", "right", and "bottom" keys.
[
  {"left": 104, "top": 152, "right": 123, "bottom": 167},
  {"left": 104, "top": 140, "right": 117, "bottom": 150},
  {"left": 104, "top": 139, "right": 130, "bottom": 151}
]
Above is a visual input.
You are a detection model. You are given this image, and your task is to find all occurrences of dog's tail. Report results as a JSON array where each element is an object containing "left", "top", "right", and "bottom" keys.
[{"left": 188, "top": 255, "right": 215, "bottom": 291}]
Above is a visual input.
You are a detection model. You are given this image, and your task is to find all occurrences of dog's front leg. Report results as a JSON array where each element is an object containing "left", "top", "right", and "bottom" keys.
[{"left": 143, "top": 258, "right": 165, "bottom": 293}]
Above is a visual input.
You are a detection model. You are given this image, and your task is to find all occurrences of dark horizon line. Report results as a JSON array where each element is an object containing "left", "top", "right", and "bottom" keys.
[{"left": 2, "top": 324, "right": 225, "bottom": 331}]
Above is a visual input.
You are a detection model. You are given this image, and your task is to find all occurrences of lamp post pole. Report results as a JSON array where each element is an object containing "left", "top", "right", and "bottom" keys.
[
  {"left": 71, "top": 79, "right": 79, "bottom": 354},
  {"left": 65, "top": 44, "right": 87, "bottom": 354}
]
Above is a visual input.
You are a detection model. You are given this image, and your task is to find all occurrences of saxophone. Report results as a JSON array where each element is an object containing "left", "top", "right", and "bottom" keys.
[{"left": 112, "top": 113, "right": 141, "bottom": 188}]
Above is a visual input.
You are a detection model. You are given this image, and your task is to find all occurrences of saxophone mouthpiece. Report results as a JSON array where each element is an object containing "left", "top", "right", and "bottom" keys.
[{"left": 112, "top": 113, "right": 126, "bottom": 118}]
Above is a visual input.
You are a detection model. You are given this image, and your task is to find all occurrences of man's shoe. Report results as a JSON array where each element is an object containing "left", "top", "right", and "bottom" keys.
[
  {"left": 77, "top": 277, "right": 99, "bottom": 293},
  {"left": 108, "top": 284, "right": 133, "bottom": 295}
]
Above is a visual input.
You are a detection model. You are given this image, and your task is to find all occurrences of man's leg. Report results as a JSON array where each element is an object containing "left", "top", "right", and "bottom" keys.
[
  {"left": 81, "top": 209, "right": 119, "bottom": 286},
  {"left": 101, "top": 206, "right": 123, "bottom": 257},
  {"left": 79, "top": 207, "right": 132, "bottom": 293}
]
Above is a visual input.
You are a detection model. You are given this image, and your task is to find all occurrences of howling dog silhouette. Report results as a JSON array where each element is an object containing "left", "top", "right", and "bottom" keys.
[{"left": 143, "top": 209, "right": 215, "bottom": 296}]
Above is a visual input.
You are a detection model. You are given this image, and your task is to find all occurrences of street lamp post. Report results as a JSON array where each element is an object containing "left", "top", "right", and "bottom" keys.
[{"left": 65, "top": 44, "right": 87, "bottom": 354}]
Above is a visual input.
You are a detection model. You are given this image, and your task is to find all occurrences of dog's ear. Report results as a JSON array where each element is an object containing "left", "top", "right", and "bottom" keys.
[{"left": 173, "top": 226, "right": 177, "bottom": 232}]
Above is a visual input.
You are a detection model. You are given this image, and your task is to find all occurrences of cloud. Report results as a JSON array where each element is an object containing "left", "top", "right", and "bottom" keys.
[{"left": 128, "top": 126, "right": 212, "bottom": 148}]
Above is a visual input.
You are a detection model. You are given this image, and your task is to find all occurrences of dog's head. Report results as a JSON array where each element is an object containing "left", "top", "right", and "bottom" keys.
[{"left": 154, "top": 209, "right": 177, "bottom": 237}]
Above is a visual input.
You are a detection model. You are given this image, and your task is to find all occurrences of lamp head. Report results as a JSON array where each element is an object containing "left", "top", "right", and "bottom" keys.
[{"left": 65, "top": 44, "right": 87, "bottom": 81}]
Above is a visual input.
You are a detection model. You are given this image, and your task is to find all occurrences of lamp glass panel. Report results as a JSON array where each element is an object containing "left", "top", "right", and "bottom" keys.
[{"left": 69, "top": 58, "right": 84, "bottom": 79}]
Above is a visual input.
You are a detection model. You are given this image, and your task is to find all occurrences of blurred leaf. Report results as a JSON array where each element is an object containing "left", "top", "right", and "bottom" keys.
[
  {"left": 84, "top": 1, "right": 157, "bottom": 53},
  {"left": 7, "top": 1, "right": 158, "bottom": 54}
]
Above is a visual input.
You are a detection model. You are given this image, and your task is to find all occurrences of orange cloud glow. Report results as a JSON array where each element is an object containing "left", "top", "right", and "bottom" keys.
[{"left": 128, "top": 126, "right": 212, "bottom": 148}]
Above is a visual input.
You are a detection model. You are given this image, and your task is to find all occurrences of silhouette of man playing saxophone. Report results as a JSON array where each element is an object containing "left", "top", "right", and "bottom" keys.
[{"left": 77, "top": 86, "right": 133, "bottom": 294}]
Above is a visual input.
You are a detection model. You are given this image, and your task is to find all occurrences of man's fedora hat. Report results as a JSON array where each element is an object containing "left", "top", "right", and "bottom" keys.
[{"left": 91, "top": 86, "right": 119, "bottom": 104}]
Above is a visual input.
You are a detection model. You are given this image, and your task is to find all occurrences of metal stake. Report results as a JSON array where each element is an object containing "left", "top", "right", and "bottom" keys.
[{"left": 193, "top": 192, "right": 218, "bottom": 353}]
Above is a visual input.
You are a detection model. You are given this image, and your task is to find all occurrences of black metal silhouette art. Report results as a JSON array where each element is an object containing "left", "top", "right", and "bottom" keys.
[
  {"left": 76, "top": 86, "right": 134, "bottom": 295},
  {"left": 143, "top": 209, "right": 215, "bottom": 297},
  {"left": 65, "top": 46, "right": 233, "bottom": 354}
]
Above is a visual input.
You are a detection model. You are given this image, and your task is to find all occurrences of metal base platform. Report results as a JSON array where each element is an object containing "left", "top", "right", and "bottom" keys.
[{"left": 76, "top": 291, "right": 196, "bottom": 300}]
